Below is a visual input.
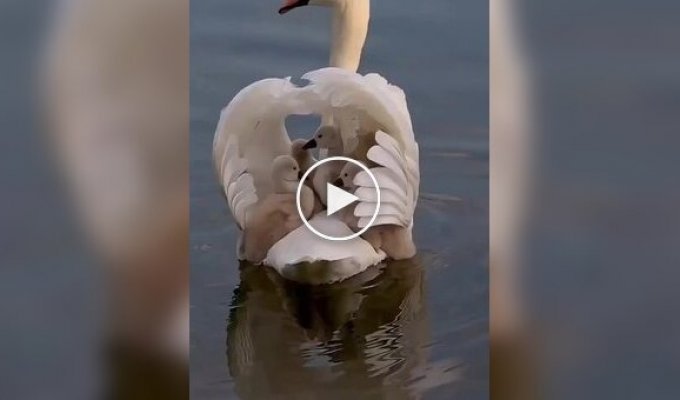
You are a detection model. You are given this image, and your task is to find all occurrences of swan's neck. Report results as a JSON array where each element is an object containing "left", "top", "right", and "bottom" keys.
[
  {"left": 327, "top": 143, "right": 344, "bottom": 157},
  {"left": 330, "top": 0, "right": 370, "bottom": 72},
  {"left": 273, "top": 177, "right": 298, "bottom": 194},
  {"left": 299, "top": 153, "right": 314, "bottom": 171}
]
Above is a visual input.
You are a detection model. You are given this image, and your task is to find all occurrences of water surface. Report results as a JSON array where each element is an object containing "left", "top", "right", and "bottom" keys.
[{"left": 191, "top": 1, "right": 488, "bottom": 398}]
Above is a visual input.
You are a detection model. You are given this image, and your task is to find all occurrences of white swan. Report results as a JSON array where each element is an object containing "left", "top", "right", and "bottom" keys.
[
  {"left": 303, "top": 126, "right": 344, "bottom": 205},
  {"left": 213, "top": 0, "right": 419, "bottom": 283}
]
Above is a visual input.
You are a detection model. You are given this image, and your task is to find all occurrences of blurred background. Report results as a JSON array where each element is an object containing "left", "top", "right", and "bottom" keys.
[
  {"left": 1, "top": 0, "right": 188, "bottom": 398},
  {"left": 492, "top": 0, "right": 680, "bottom": 399},
  {"left": 2, "top": 0, "right": 680, "bottom": 398}
]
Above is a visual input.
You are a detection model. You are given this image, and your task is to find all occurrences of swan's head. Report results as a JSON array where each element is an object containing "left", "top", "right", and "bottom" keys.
[
  {"left": 291, "top": 139, "right": 311, "bottom": 159},
  {"left": 279, "top": 0, "right": 341, "bottom": 14},
  {"left": 271, "top": 155, "right": 301, "bottom": 193},
  {"left": 333, "top": 162, "right": 362, "bottom": 190},
  {"left": 291, "top": 138, "right": 315, "bottom": 172},
  {"left": 302, "top": 125, "right": 342, "bottom": 151}
]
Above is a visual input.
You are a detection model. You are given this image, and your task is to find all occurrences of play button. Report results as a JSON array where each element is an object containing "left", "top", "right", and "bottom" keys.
[
  {"left": 296, "top": 156, "right": 381, "bottom": 241},
  {"left": 326, "top": 183, "right": 359, "bottom": 216}
]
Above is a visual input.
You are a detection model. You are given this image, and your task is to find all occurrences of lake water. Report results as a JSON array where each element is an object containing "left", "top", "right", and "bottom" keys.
[{"left": 190, "top": 0, "right": 488, "bottom": 398}]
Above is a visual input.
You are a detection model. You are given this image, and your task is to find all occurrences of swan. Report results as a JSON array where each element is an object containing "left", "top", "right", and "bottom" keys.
[
  {"left": 290, "top": 139, "right": 325, "bottom": 213},
  {"left": 302, "top": 126, "right": 344, "bottom": 205},
  {"left": 239, "top": 155, "right": 315, "bottom": 262},
  {"left": 291, "top": 139, "right": 317, "bottom": 173},
  {"left": 213, "top": 0, "right": 420, "bottom": 283}
]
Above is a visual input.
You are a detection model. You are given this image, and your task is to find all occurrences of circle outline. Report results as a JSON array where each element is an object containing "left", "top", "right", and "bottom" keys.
[{"left": 296, "top": 156, "right": 381, "bottom": 241}]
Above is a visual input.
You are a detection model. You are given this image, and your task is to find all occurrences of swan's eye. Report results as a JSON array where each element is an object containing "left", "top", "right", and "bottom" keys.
[
  {"left": 318, "top": 134, "right": 323, "bottom": 138},
  {"left": 344, "top": 173, "right": 349, "bottom": 177}
]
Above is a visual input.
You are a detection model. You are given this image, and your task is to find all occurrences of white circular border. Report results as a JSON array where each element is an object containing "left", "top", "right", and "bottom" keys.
[{"left": 296, "top": 156, "right": 381, "bottom": 241}]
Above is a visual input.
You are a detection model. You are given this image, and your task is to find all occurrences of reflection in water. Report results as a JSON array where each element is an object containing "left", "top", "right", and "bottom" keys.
[{"left": 226, "top": 259, "right": 437, "bottom": 399}]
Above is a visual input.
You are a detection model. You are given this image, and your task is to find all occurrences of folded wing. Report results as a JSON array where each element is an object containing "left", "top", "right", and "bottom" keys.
[
  {"left": 355, "top": 131, "right": 419, "bottom": 228},
  {"left": 299, "top": 68, "right": 420, "bottom": 229},
  {"left": 301, "top": 67, "right": 416, "bottom": 156},
  {"left": 213, "top": 78, "right": 311, "bottom": 229}
]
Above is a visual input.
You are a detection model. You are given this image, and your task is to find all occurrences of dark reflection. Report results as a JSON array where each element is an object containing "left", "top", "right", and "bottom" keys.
[{"left": 226, "top": 259, "right": 430, "bottom": 399}]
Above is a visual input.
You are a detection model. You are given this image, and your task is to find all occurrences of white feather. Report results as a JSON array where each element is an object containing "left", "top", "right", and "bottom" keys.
[
  {"left": 214, "top": 78, "right": 310, "bottom": 229},
  {"left": 298, "top": 68, "right": 420, "bottom": 232},
  {"left": 353, "top": 130, "right": 419, "bottom": 229},
  {"left": 301, "top": 68, "right": 415, "bottom": 150},
  {"left": 265, "top": 215, "right": 386, "bottom": 284},
  {"left": 354, "top": 167, "right": 407, "bottom": 193}
]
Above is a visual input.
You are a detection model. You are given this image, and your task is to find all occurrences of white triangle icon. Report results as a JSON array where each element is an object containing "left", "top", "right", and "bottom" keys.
[{"left": 326, "top": 183, "right": 359, "bottom": 216}]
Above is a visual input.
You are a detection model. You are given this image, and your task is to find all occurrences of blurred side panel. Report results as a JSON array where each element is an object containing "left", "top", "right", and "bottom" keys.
[
  {"left": 0, "top": 0, "right": 104, "bottom": 398},
  {"left": 0, "top": 0, "right": 188, "bottom": 398},
  {"left": 490, "top": 0, "right": 535, "bottom": 398},
  {"left": 492, "top": 0, "right": 680, "bottom": 399}
]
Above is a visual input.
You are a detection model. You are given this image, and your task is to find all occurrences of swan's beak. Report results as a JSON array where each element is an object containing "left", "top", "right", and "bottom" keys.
[
  {"left": 302, "top": 139, "right": 317, "bottom": 150},
  {"left": 298, "top": 171, "right": 304, "bottom": 180},
  {"left": 279, "top": 0, "right": 309, "bottom": 14},
  {"left": 333, "top": 178, "right": 344, "bottom": 188}
]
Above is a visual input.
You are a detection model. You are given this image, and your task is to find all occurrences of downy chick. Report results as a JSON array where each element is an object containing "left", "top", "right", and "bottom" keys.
[{"left": 242, "top": 156, "right": 314, "bottom": 262}]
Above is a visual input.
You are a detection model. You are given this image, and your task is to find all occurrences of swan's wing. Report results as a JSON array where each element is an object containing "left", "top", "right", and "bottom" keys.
[
  {"left": 354, "top": 131, "right": 420, "bottom": 229},
  {"left": 213, "top": 78, "right": 312, "bottom": 228},
  {"left": 220, "top": 135, "right": 257, "bottom": 229},
  {"left": 301, "top": 67, "right": 416, "bottom": 156},
  {"left": 299, "top": 69, "right": 420, "bottom": 229}
]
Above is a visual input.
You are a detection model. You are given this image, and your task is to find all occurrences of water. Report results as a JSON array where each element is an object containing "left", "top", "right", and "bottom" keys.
[{"left": 190, "top": 0, "right": 488, "bottom": 398}]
